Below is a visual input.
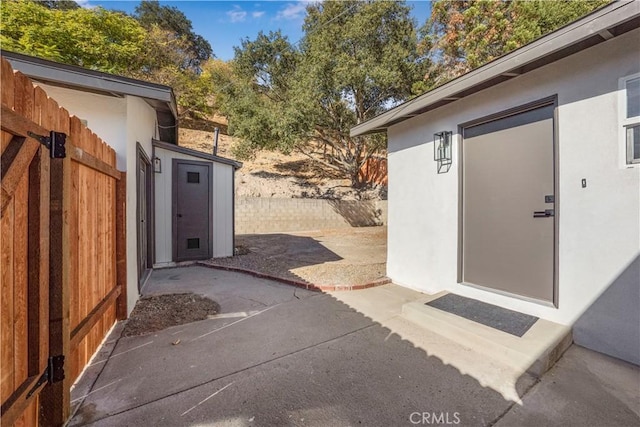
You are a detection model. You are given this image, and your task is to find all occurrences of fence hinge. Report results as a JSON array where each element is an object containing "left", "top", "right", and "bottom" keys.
[
  {"left": 26, "top": 355, "right": 65, "bottom": 399},
  {"left": 27, "top": 131, "right": 67, "bottom": 159}
]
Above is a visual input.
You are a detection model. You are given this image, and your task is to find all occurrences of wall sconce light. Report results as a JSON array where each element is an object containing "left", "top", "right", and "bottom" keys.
[
  {"left": 153, "top": 156, "right": 162, "bottom": 173},
  {"left": 434, "top": 131, "right": 453, "bottom": 174}
]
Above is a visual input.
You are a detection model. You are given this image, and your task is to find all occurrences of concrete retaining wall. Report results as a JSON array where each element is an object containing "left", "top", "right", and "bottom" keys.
[{"left": 236, "top": 197, "right": 387, "bottom": 234}]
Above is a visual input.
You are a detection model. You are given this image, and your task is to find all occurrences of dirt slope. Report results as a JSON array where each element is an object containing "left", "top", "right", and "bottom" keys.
[{"left": 178, "top": 119, "right": 385, "bottom": 200}]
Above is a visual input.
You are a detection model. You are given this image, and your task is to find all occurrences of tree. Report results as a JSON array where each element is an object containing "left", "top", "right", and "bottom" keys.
[
  {"left": 127, "top": 24, "right": 213, "bottom": 119},
  {"left": 211, "top": 31, "right": 302, "bottom": 158},
  {"left": 134, "top": 0, "right": 212, "bottom": 71},
  {"left": 1, "top": 0, "right": 146, "bottom": 73},
  {"left": 509, "top": 0, "right": 611, "bottom": 45},
  {"left": 421, "top": 0, "right": 609, "bottom": 88},
  {"left": 214, "top": 1, "right": 422, "bottom": 187},
  {"left": 296, "top": 0, "right": 422, "bottom": 185},
  {"left": 132, "top": 0, "right": 215, "bottom": 120},
  {"left": 34, "top": 0, "right": 80, "bottom": 10},
  {"left": 1, "top": 0, "right": 215, "bottom": 120}
]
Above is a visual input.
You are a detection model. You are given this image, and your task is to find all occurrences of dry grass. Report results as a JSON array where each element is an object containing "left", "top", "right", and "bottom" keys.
[{"left": 178, "top": 122, "right": 384, "bottom": 200}]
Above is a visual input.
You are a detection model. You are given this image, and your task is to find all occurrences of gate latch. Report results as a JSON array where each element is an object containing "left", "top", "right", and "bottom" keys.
[
  {"left": 27, "top": 131, "right": 66, "bottom": 159},
  {"left": 26, "top": 355, "right": 65, "bottom": 399}
]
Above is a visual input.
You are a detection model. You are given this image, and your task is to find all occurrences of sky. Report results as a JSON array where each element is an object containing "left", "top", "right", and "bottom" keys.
[{"left": 84, "top": 1, "right": 433, "bottom": 61}]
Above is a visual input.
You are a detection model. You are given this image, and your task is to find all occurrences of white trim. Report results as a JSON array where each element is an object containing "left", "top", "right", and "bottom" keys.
[{"left": 619, "top": 73, "right": 640, "bottom": 167}]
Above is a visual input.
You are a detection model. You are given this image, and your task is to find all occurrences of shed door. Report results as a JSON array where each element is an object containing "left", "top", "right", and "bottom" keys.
[
  {"left": 174, "top": 161, "right": 211, "bottom": 261},
  {"left": 462, "top": 104, "right": 555, "bottom": 303},
  {"left": 137, "top": 149, "right": 152, "bottom": 288}
]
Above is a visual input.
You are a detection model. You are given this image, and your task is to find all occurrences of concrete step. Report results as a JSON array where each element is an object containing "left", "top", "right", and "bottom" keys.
[{"left": 402, "top": 292, "right": 572, "bottom": 378}]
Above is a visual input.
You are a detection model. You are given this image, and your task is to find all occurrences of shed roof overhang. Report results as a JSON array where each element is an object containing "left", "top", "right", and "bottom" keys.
[
  {"left": 1, "top": 50, "right": 179, "bottom": 143},
  {"left": 350, "top": 1, "right": 640, "bottom": 137},
  {"left": 152, "top": 139, "right": 243, "bottom": 169}
]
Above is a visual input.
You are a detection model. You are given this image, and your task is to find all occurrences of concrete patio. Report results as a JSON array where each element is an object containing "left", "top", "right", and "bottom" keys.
[{"left": 68, "top": 267, "right": 640, "bottom": 426}]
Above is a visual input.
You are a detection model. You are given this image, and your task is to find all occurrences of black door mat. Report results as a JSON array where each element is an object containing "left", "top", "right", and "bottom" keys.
[{"left": 426, "top": 294, "right": 538, "bottom": 337}]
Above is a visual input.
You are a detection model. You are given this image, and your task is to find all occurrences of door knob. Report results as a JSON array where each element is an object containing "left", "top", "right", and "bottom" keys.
[{"left": 177, "top": 214, "right": 183, "bottom": 218}]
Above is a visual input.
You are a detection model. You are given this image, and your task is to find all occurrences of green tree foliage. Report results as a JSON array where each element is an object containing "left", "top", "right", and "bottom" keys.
[
  {"left": 134, "top": 0, "right": 212, "bottom": 70},
  {"left": 1, "top": 0, "right": 146, "bottom": 74},
  {"left": 214, "top": 1, "right": 422, "bottom": 187},
  {"left": 211, "top": 31, "right": 301, "bottom": 157},
  {"left": 420, "top": 0, "right": 609, "bottom": 89},
  {"left": 35, "top": 0, "right": 80, "bottom": 10},
  {"left": 510, "top": 0, "right": 611, "bottom": 45},
  {"left": 1, "top": 0, "right": 213, "bottom": 119},
  {"left": 124, "top": 23, "right": 213, "bottom": 119},
  {"left": 132, "top": 0, "right": 214, "bottom": 118}
]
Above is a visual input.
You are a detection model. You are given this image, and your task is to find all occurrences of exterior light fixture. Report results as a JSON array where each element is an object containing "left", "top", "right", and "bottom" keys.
[
  {"left": 153, "top": 156, "right": 162, "bottom": 173},
  {"left": 434, "top": 131, "right": 453, "bottom": 174}
]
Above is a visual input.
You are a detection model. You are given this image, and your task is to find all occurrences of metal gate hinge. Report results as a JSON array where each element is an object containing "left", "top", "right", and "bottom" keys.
[
  {"left": 48, "top": 354, "right": 65, "bottom": 383},
  {"left": 26, "top": 355, "right": 65, "bottom": 399},
  {"left": 27, "top": 131, "right": 67, "bottom": 159}
]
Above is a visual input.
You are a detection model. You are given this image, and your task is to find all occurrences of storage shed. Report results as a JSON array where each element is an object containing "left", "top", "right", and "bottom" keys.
[{"left": 153, "top": 140, "right": 240, "bottom": 266}]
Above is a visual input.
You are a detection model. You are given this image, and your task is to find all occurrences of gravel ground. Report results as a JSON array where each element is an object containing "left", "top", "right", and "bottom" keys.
[{"left": 202, "top": 227, "right": 387, "bottom": 286}]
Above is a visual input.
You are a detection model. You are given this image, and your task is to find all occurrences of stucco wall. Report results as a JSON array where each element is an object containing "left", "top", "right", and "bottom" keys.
[
  {"left": 36, "top": 84, "right": 128, "bottom": 169},
  {"left": 572, "top": 255, "right": 640, "bottom": 365},
  {"left": 125, "top": 96, "right": 157, "bottom": 313},
  {"left": 236, "top": 197, "right": 387, "bottom": 234},
  {"left": 387, "top": 29, "right": 640, "bottom": 363},
  {"left": 153, "top": 146, "right": 235, "bottom": 266},
  {"left": 212, "top": 161, "right": 235, "bottom": 257}
]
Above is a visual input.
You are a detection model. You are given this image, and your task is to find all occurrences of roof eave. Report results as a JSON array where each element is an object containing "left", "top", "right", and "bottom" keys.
[
  {"left": 152, "top": 139, "right": 243, "bottom": 169},
  {"left": 1, "top": 50, "right": 178, "bottom": 120}
]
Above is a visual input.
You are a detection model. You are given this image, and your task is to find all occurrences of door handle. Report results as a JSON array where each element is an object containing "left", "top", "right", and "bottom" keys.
[
  {"left": 177, "top": 214, "right": 183, "bottom": 218},
  {"left": 533, "top": 209, "right": 554, "bottom": 218}
]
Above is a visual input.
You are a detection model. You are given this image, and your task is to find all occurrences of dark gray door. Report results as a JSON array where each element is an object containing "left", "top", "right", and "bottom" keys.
[
  {"left": 462, "top": 104, "right": 555, "bottom": 303},
  {"left": 137, "top": 148, "right": 152, "bottom": 288},
  {"left": 174, "top": 160, "right": 211, "bottom": 261}
]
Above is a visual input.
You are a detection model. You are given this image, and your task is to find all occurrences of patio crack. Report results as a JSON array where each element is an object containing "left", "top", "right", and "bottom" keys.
[
  {"left": 79, "top": 323, "right": 377, "bottom": 424},
  {"left": 237, "top": 295, "right": 269, "bottom": 307}
]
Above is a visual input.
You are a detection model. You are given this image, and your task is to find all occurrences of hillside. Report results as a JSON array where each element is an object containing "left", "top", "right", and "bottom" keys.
[{"left": 178, "top": 118, "right": 386, "bottom": 201}]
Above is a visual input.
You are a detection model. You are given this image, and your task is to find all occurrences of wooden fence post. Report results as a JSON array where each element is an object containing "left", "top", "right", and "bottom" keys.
[
  {"left": 27, "top": 145, "right": 50, "bottom": 384},
  {"left": 115, "top": 172, "right": 127, "bottom": 320},
  {"left": 39, "top": 149, "right": 71, "bottom": 426}
]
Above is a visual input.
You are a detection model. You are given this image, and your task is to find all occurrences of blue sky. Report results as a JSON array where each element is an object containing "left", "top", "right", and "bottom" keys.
[{"left": 85, "top": 1, "right": 433, "bottom": 61}]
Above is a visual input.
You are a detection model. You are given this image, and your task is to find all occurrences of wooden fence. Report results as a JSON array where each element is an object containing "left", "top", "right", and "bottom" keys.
[
  {"left": 1, "top": 57, "right": 127, "bottom": 426},
  {"left": 358, "top": 156, "right": 388, "bottom": 187}
]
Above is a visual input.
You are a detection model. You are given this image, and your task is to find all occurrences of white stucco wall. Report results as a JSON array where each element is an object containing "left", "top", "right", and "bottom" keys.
[
  {"left": 212, "top": 161, "right": 235, "bottom": 258},
  {"left": 387, "top": 28, "right": 640, "bottom": 359},
  {"left": 35, "top": 84, "right": 128, "bottom": 169},
  {"left": 153, "top": 146, "right": 235, "bottom": 267},
  {"left": 125, "top": 96, "right": 157, "bottom": 313}
]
